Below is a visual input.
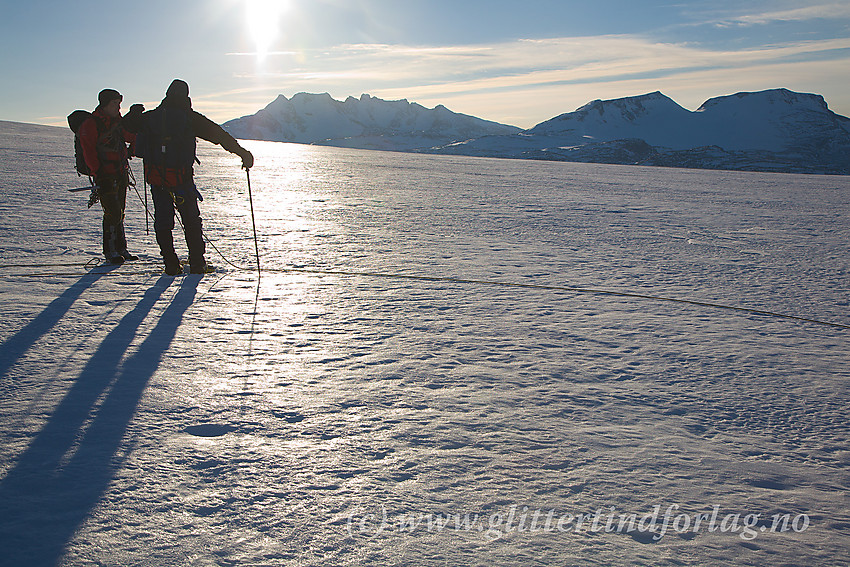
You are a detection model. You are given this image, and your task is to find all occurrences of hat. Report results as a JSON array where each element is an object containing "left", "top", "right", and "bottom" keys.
[
  {"left": 98, "top": 88, "right": 122, "bottom": 106},
  {"left": 165, "top": 79, "right": 190, "bottom": 99}
]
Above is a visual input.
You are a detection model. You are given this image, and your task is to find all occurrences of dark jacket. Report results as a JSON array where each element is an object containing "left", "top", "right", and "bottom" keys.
[{"left": 124, "top": 94, "right": 247, "bottom": 187}]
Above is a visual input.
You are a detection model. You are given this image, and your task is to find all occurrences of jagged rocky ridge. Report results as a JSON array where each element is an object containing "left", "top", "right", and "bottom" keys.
[
  {"left": 224, "top": 89, "right": 850, "bottom": 174},
  {"left": 223, "top": 93, "right": 521, "bottom": 151}
]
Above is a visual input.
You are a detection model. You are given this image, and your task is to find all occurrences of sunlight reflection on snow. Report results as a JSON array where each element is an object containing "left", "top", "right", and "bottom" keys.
[{"left": 2, "top": 124, "right": 850, "bottom": 566}]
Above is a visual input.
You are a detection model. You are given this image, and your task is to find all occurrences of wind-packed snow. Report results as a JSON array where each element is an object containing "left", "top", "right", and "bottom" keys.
[{"left": 0, "top": 120, "right": 849, "bottom": 566}]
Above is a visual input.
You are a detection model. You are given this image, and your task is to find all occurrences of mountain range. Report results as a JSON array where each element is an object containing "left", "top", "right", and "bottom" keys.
[
  {"left": 223, "top": 89, "right": 850, "bottom": 175},
  {"left": 223, "top": 93, "right": 520, "bottom": 152}
]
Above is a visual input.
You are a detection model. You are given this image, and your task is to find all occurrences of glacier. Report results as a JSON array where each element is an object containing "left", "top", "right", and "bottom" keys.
[{"left": 1, "top": 120, "right": 849, "bottom": 565}]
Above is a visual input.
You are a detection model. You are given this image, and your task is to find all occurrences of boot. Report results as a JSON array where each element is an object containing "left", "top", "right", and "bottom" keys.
[
  {"left": 189, "top": 256, "right": 214, "bottom": 274},
  {"left": 163, "top": 253, "right": 182, "bottom": 276},
  {"left": 190, "top": 263, "right": 216, "bottom": 274}
]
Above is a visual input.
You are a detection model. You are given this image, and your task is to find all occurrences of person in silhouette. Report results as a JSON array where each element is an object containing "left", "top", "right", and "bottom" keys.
[
  {"left": 124, "top": 79, "right": 253, "bottom": 275},
  {"left": 78, "top": 89, "right": 139, "bottom": 264}
]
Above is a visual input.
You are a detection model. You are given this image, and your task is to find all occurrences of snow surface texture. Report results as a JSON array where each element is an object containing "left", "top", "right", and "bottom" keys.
[{"left": 1, "top": 120, "right": 849, "bottom": 566}]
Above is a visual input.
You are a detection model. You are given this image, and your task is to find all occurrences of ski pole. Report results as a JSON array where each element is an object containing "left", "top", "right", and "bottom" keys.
[
  {"left": 143, "top": 168, "right": 149, "bottom": 235},
  {"left": 246, "top": 168, "right": 261, "bottom": 278}
]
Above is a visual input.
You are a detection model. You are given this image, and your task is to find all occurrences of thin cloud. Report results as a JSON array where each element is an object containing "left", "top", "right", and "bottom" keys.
[
  {"left": 209, "top": 33, "right": 850, "bottom": 127},
  {"left": 397, "top": 55, "right": 850, "bottom": 128},
  {"left": 711, "top": 2, "right": 850, "bottom": 26},
  {"left": 235, "top": 35, "right": 850, "bottom": 91}
]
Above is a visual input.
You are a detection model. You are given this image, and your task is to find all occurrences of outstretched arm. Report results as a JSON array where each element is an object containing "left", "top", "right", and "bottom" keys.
[{"left": 190, "top": 111, "right": 254, "bottom": 169}]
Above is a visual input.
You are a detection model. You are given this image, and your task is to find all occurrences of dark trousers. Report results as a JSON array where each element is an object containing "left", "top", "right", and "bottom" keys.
[
  {"left": 98, "top": 175, "right": 129, "bottom": 259},
  {"left": 150, "top": 184, "right": 205, "bottom": 267}
]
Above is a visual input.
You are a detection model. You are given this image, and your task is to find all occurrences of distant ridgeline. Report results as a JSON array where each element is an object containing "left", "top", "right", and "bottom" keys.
[
  {"left": 223, "top": 93, "right": 520, "bottom": 152},
  {"left": 224, "top": 89, "right": 850, "bottom": 175}
]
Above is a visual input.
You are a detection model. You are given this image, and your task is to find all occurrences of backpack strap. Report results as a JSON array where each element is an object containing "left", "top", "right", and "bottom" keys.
[{"left": 93, "top": 115, "right": 129, "bottom": 172}]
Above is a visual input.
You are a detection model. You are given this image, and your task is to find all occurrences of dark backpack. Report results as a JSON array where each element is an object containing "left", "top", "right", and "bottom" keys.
[
  {"left": 67, "top": 109, "right": 101, "bottom": 176},
  {"left": 137, "top": 106, "right": 196, "bottom": 173}
]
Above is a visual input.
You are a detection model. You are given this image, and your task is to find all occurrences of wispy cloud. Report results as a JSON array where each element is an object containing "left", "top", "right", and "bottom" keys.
[
  {"left": 212, "top": 31, "right": 850, "bottom": 127},
  {"left": 230, "top": 34, "right": 850, "bottom": 92},
  {"left": 716, "top": 2, "right": 850, "bottom": 26},
  {"left": 236, "top": 34, "right": 850, "bottom": 81}
]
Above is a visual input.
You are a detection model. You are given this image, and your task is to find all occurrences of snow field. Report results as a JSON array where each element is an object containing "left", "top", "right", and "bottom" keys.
[{"left": 0, "top": 122, "right": 848, "bottom": 566}]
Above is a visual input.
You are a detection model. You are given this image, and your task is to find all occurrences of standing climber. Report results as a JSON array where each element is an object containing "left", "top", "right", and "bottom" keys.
[
  {"left": 124, "top": 79, "right": 254, "bottom": 275},
  {"left": 77, "top": 89, "right": 139, "bottom": 264}
]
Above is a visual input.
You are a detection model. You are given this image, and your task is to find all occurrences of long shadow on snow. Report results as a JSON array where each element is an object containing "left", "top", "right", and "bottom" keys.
[
  {"left": 0, "top": 275, "right": 198, "bottom": 566},
  {"left": 0, "top": 267, "right": 117, "bottom": 380}
]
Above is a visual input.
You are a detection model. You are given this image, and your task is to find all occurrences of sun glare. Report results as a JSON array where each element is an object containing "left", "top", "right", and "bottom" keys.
[{"left": 246, "top": 0, "right": 288, "bottom": 58}]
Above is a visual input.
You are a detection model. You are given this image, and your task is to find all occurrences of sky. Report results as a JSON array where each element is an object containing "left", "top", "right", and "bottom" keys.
[{"left": 1, "top": 0, "right": 849, "bottom": 129}]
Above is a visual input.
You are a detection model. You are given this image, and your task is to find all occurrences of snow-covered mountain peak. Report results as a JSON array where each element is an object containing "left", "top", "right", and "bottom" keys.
[
  {"left": 527, "top": 91, "right": 693, "bottom": 147},
  {"left": 573, "top": 91, "right": 685, "bottom": 120},
  {"left": 223, "top": 88, "right": 848, "bottom": 174},
  {"left": 427, "top": 88, "right": 849, "bottom": 174},
  {"left": 263, "top": 93, "right": 290, "bottom": 109},
  {"left": 224, "top": 92, "right": 521, "bottom": 149},
  {"left": 697, "top": 88, "right": 829, "bottom": 113},
  {"left": 290, "top": 92, "right": 336, "bottom": 107}
]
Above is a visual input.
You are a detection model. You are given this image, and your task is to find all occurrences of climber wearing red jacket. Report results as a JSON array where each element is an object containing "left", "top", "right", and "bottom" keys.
[{"left": 78, "top": 89, "right": 138, "bottom": 264}]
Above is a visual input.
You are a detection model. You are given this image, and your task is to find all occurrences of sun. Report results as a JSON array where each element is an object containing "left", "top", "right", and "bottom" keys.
[{"left": 246, "top": 0, "right": 289, "bottom": 58}]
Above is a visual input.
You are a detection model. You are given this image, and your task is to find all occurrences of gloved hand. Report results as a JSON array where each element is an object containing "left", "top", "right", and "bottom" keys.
[
  {"left": 122, "top": 104, "right": 145, "bottom": 133},
  {"left": 239, "top": 147, "right": 254, "bottom": 170}
]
